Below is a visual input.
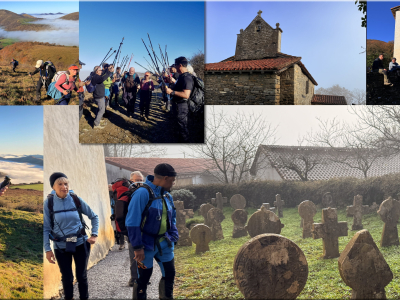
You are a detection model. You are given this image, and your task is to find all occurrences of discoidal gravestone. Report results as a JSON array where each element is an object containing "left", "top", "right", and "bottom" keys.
[
  {"left": 338, "top": 230, "right": 393, "bottom": 299},
  {"left": 200, "top": 203, "right": 215, "bottom": 227},
  {"left": 377, "top": 197, "right": 400, "bottom": 247},
  {"left": 207, "top": 207, "right": 225, "bottom": 241},
  {"left": 231, "top": 209, "right": 248, "bottom": 238},
  {"left": 246, "top": 206, "right": 284, "bottom": 238},
  {"left": 233, "top": 234, "right": 308, "bottom": 299},
  {"left": 190, "top": 224, "right": 212, "bottom": 254},
  {"left": 174, "top": 200, "right": 193, "bottom": 246},
  {"left": 230, "top": 194, "right": 246, "bottom": 210},
  {"left": 322, "top": 192, "right": 336, "bottom": 208}
]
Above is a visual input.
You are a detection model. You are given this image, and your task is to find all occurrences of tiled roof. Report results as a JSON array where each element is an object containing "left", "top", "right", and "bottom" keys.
[
  {"left": 312, "top": 94, "right": 347, "bottom": 105},
  {"left": 105, "top": 157, "right": 214, "bottom": 176},
  {"left": 251, "top": 145, "right": 400, "bottom": 181},
  {"left": 391, "top": 5, "right": 400, "bottom": 18},
  {"left": 205, "top": 53, "right": 318, "bottom": 85}
]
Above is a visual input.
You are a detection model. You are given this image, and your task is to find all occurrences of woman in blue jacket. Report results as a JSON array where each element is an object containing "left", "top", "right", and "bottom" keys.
[{"left": 43, "top": 172, "right": 99, "bottom": 300}]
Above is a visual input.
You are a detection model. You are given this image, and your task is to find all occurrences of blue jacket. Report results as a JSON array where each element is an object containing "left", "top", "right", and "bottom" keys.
[
  {"left": 126, "top": 175, "right": 179, "bottom": 251},
  {"left": 43, "top": 190, "right": 99, "bottom": 252}
]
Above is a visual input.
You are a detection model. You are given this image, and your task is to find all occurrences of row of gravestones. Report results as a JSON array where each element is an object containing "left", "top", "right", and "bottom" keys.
[{"left": 233, "top": 230, "right": 393, "bottom": 299}]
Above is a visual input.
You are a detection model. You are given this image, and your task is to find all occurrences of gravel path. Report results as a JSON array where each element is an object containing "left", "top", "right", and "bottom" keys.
[{"left": 72, "top": 242, "right": 161, "bottom": 299}]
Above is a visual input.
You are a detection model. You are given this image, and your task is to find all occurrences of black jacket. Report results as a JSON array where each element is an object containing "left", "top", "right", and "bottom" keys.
[
  {"left": 372, "top": 57, "right": 384, "bottom": 70},
  {"left": 91, "top": 70, "right": 112, "bottom": 98}
]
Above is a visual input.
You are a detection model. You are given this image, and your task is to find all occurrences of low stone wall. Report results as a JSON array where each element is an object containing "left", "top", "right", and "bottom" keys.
[
  {"left": 205, "top": 71, "right": 280, "bottom": 105},
  {"left": 43, "top": 106, "right": 114, "bottom": 298}
]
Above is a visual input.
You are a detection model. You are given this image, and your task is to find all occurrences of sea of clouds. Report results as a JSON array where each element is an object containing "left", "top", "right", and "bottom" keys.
[
  {"left": 0, "top": 13, "right": 78, "bottom": 46},
  {"left": 0, "top": 160, "right": 43, "bottom": 184}
]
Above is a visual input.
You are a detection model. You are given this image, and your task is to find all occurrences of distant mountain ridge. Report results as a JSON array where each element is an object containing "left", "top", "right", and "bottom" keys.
[
  {"left": 0, "top": 155, "right": 43, "bottom": 166},
  {"left": 59, "top": 12, "right": 78, "bottom": 20},
  {"left": 0, "top": 9, "right": 49, "bottom": 31}
]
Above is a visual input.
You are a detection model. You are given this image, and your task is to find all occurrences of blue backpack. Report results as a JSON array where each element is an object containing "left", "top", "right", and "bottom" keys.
[{"left": 47, "top": 71, "right": 71, "bottom": 102}]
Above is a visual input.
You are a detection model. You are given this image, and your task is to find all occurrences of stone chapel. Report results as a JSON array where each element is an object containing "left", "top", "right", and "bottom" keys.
[{"left": 204, "top": 11, "right": 346, "bottom": 105}]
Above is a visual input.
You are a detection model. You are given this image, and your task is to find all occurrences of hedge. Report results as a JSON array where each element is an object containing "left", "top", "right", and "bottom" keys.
[{"left": 177, "top": 173, "right": 400, "bottom": 210}]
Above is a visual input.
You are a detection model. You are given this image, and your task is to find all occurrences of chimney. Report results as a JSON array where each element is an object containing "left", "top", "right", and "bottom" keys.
[{"left": 276, "top": 23, "right": 282, "bottom": 53}]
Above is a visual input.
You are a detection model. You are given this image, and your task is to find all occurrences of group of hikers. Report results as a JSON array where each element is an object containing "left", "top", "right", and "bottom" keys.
[
  {"left": 372, "top": 53, "right": 400, "bottom": 87},
  {"left": 81, "top": 55, "right": 203, "bottom": 143},
  {"left": 44, "top": 163, "right": 178, "bottom": 300}
]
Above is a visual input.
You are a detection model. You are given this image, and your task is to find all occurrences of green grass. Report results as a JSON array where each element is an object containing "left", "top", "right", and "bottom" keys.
[
  {"left": 10, "top": 184, "right": 43, "bottom": 191},
  {"left": 0, "top": 38, "right": 18, "bottom": 48},
  {"left": 174, "top": 206, "right": 400, "bottom": 299},
  {"left": 0, "top": 208, "right": 43, "bottom": 298}
]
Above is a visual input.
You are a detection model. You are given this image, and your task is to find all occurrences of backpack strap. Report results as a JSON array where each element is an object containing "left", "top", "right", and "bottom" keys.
[
  {"left": 70, "top": 193, "right": 89, "bottom": 233},
  {"left": 47, "top": 194, "right": 55, "bottom": 230}
]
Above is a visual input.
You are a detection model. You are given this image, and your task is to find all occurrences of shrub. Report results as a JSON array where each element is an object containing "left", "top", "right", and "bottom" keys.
[
  {"left": 183, "top": 173, "right": 400, "bottom": 210},
  {"left": 170, "top": 189, "right": 196, "bottom": 209}
]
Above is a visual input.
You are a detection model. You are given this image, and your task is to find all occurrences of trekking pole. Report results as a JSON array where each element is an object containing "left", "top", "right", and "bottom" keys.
[
  {"left": 102, "top": 50, "right": 116, "bottom": 65},
  {"left": 143, "top": 57, "right": 156, "bottom": 74},
  {"left": 165, "top": 45, "right": 170, "bottom": 68},
  {"left": 113, "top": 37, "right": 124, "bottom": 67},
  {"left": 134, "top": 61, "right": 154, "bottom": 74},
  {"left": 100, "top": 48, "right": 113, "bottom": 66}
]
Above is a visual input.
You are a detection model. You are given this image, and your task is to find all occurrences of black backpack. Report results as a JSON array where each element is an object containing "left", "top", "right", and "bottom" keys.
[
  {"left": 188, "top": 75, "right": 204, "bottom": 113},
  {"left": 47, "top": 192, "right": 88, "bottom": 238},
  {"left": 14, "top": 60, "right": 18, "bottom": 66}
]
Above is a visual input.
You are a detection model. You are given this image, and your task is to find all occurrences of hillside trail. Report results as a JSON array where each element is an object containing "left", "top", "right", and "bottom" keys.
[
  {"left": 79, "top": 89, "right": 181, "bottom": 143},
  {"left": 0, "top": 65, "right": 78, "bottom": 105},
  {"left": 71, "top": 243, "right": 161, "bottom": 299}
]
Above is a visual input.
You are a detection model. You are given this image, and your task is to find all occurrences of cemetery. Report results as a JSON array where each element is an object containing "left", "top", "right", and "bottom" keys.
[{"left": 171, "top": 174, "right": 400, "bottom": 299}]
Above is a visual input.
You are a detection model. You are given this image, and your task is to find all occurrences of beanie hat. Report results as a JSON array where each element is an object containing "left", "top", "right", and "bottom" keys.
[
  {"left": 50, "top": 172, "right": 68, "bottom": 188},
  {"left": 154, "top": 163, "right": 177, "bottom": 177}
]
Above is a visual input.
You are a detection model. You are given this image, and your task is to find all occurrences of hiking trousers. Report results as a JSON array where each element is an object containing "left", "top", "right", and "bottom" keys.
[
  {"left": 373, "top": 69, "right": 392, "bottom": 84},
  {"left": 93, "top": 97, "right": 106, "bottom": 126},
  {"left": 128, "top": 241, "right": 139, "bottom": 281},
  {"left": 172, "top": 101, "right": 189, "bottom": 142},
  {"left": 136, "top": 240, "right": 175, "bottom": 299},
  {"left": 79, "top": 92, "right": 84, "bottom": 120},
  {"left": 54, "top": 241, "right": 91, "bottom": 300},
  {"left": 139, "top": 90, "right": 152, "bottom": 117},
  {"left": 36, "top": 78, "right": 50, "bottom": 101},
  {"left": 123, "top": 91, "right": 137, "bottom": 116}
]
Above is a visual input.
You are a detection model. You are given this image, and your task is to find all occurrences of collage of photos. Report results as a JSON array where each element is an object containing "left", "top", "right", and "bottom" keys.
[{"left": 0, "top": 1, "right": 400, "bottom": 300}]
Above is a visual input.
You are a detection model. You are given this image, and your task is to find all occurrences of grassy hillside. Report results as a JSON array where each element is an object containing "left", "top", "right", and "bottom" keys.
[
  {"left": 20, "top": 14, "right": 37, "bottom": 19},
  {"left": 175, "top": 206, "right": 400, "bottom": 299},
  {"left": 0, "top": 208, "right": 43, "bottom": 298},
  {"left": 60, "top": 12, "right": 79, "bottom": 20},
  {"left": 0, "top": 42, "right": 79, "bottom": 105},
  {"left": 367, "top": 39, "right": 393, "bottom": 69},
  {"left": 0, "top": 9, "right": 49, "bottom": 31},
  {"left": 10, "top": 184, "right": 43, "bottom": 191},
  {"left": 0, "top": 188, "right": 43, "bottom": 213},
  {"left": 0, "top": 38, "right": 18, "bottom": 49}
]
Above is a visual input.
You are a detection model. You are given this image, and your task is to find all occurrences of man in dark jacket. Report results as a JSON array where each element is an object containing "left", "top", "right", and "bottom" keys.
[
  {"left": 90, "top": 64, "right": 114, "bottom": 128},
  {"left": 10, "top": 59, "right": 18, "bottom": 72},
  {"left": 121, "top": 67, "right": 140, "bottom": 117},
  {"left": 29, "top": 60, "right": 56, "bottom": 102},
  {"left": 372, "top": 54, "right": 393, "bottom": 86},
  {"left": 165, "top": 57, "right": 194, "bottom": 143}
]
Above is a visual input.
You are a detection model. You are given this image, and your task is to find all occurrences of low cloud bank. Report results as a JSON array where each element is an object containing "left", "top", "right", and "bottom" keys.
[{"left": 0, "top": 161, "right": 43, "bottom": 184}]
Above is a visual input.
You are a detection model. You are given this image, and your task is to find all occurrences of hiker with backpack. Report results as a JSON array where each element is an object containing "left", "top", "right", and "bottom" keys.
[
  {"left": 78, "top": 60, "right": 88, "bottom": 119},
  {"left": 29, "top": 60, "right": 56, "bottom": 102},
  {"left": 48, "top": 65, "right": 85, "bottom": 105},
  {"left": 10, "top": 59, "right": 18, "bottom": 72},
  {"left": 125, "top": 164, "right": 179, "bottom": 300},
  {"left": 110, "top": 67, "right": 122, "bottom": 108},
  {"left": 43, "top": 172, "right": 99, "bottom": 300},
  {"left": 109, "top": 184, "right": 125, "bottom": 250},
  {"left": 139, "top": 72, "right": 154, "bottom": 121},
  {"left": 90, "top": 64, "right": 114, "bottom": 129},
  {"left": 0, "top": 186, "right": 8, "bottom": 196},
  {"left": 121, "top": 67, "right": 140, "bottom": 117},
  {"left": 164, "top": 57, "right": 194, "bottom": 143}
]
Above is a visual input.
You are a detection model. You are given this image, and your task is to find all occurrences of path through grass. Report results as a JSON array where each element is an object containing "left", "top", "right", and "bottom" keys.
[{"left": 174, "top": 206, "right": 400, "bottom": 299}]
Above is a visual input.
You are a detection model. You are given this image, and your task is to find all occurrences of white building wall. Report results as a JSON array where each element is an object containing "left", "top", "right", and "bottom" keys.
[
  {"left": 252, "top": 153, "right": 283, "bottom": 181},
  {"left": 395, "top": 11, "right": 400, "bottom": 61},
  {"left": 106, "top": 163, "right": 133, "bottom": 183}
]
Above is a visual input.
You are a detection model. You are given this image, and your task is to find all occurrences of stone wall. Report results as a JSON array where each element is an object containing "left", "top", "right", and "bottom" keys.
[
  {"left": 279, "top": 67, "right": 295, "bottom": 105},
  {"left": 43, "top": 106, "right": 114, "bottom": 298},
  {"left": 235, "top": 16, "right": 281, "bottom": 60},
  {"left": 293, "top": 64, "right": 314, "bottom": 105},
  {"left": 205, "top": 72, "right": 280, "bottom": 105}
]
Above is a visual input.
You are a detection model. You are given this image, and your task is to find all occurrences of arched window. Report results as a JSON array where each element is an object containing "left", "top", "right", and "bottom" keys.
[
  {"left": 257, "top": 25, "right": 261, "bottom": 32},
  {"left": 306, "top": 80, "right": 309, "bottom": 94}
]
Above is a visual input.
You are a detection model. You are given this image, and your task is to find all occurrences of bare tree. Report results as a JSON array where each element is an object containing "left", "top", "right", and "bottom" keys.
[
  {"left": 188, "top": 50, "right": 204, "bottom": 80},
  {"left": 315, "top": 84, "right": 354, "bottom": 105},
  {"left": 104, "top": 144, "right": 167, "bottom": 158},
  {"left": 351, "top": 88, "right": 366, "bottom": 105},
  {"left": 188, "top": 107, "right": 277, "bottom": 184}
]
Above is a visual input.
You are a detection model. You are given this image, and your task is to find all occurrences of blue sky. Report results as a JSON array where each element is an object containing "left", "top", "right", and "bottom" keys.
[
  {"left": 0, "top": 107, "right": 43, "bottom": 155},
  {"left": 206, "top": 2, "right": 366, "bottom": 91},
  {"left": 0, "top": 1, "right": 78, "bottom": 14},
  {"left": 367, "top": 2, "right": 399, "bottom": 42},
  {"left": 79, "top": 1, "right": 204, "bottom": 78}
]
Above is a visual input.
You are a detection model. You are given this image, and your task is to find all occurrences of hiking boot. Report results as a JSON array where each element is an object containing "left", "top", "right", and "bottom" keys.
[
  {"left": 384, "top": 82, "right": 394, "bottom": 86},
  {"left": 93, "top": 124, "right": 105, "bottom": 130},
  {"left": 159, "top": 278, "right": 173, "bottom": 300},
  {"left": 133, "top": 282, "right": 147, "bottom": 300},
  {"left": 128, "top": 278, "right": 136, "bottom": 287},
  {"left": 119, "top": 244, "right": 125, "bottom": 250}
]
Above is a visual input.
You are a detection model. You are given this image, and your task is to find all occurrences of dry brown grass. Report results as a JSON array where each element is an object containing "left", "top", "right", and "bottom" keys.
[
  {"left": 59, "top": 12, "right": 79, "bottom": 20},
  {"left": 0, "top": 9, "right": 50, "bottom": 31}
]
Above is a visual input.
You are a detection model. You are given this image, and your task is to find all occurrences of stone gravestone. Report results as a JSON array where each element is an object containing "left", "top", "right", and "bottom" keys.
[
  {"left": 231, "top": 209, "right": 248, "bottom": 238},
  {"left": 174, "top": 200, "right": 194, "bottom": 246},
  {"left": 346, "top": 195, "right": 369, "bottom": 231},
  {"left": 199, "top": 203, "right": 215, "bottom": 227},
  {"left": 312, "top": 208, "right": 348, "bottom": 259},
  {"left": 298, "top": 200, "right": 317, "bottom": 239},
  {"left": 338, "top": 230, "right": 393, "bottom": 299},
  {"left": 211, "top": 192, "right": 227, "bottom": 210},
  {"left": 207, "top": 208, "right": 225, "bottom": 241},
  {"left": 190, "top": 224, "right": 212, "bottom": 254},
  {"left": 369, "top": 202, "right": 379, "bottom": 214},
  {"left": 260, "top": 203, "right": 276, "bottom": 214},
  {"left": 274, "top": 194, "right": 285, "bottom": 218},
  {"left": 246, "top": 206, "right": 284, "bottom": 238},
  {"left": 233, "top": 233, "right": 308, "bottom": 299},
  {"left": 230, "top": 194, "right": 246, "bottom": 210},
  {"left": 322, "top": 192, "right": 336, "bottom": 208},
  {"left": 377, "top": 197, "right": 400, "bottom": 247}
]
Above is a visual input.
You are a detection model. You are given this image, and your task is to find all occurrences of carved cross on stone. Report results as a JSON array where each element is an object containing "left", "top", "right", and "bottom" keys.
[
  {"left": 298, "top": 200, "right": 317, "bottom": 239},
  {"left": 378, "top": 197, "right": 400, "bottom": 247},
  {"left": 190, "top": 224, "right": 212, "bottom": 254},
  {"left": 346, "top": 195, "right": 369, "bottom": 231},
  {"left": 174, "top": 200, "right": 194, "bottom": 246},
  {"left": 211, "top": 192, "right": 227, "bottom": 210},
  {"left": 257, "top": 10, "right": 262, "bottom": 17},
  {"left": 312, "top": 208, "right": 348, "bottom": 259},
  {"left": 338, "top": 230, "right": 393, "bottom": 299},
  {"left": 274, "top": 194, "right": 285, "bottom": 218}
]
